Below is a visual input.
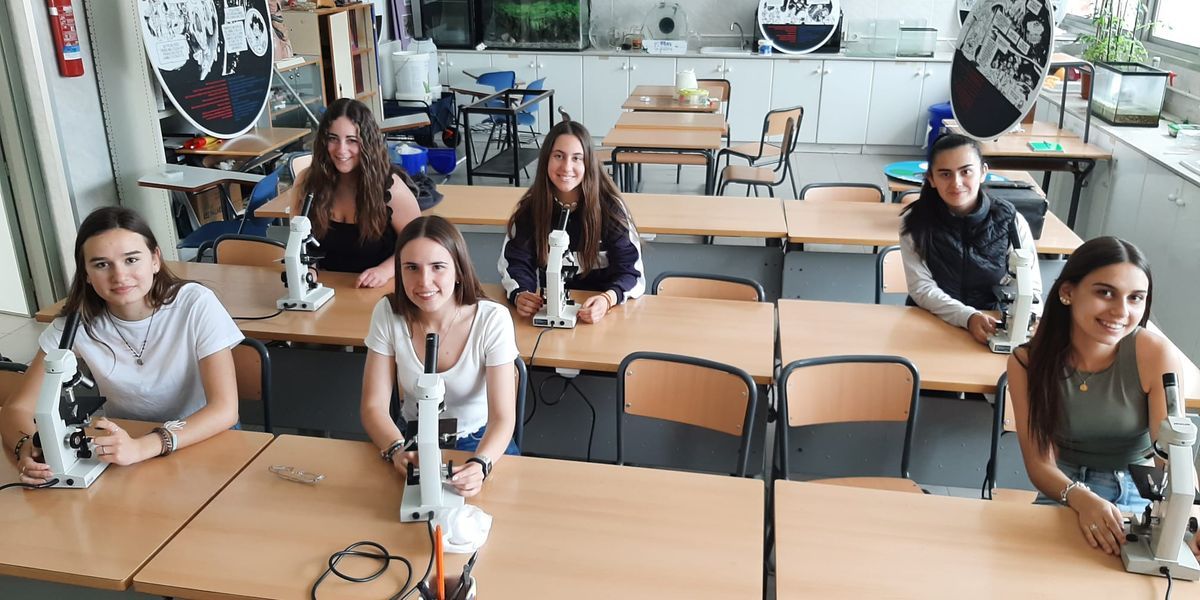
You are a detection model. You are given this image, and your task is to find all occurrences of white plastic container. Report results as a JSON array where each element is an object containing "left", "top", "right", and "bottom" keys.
[
  {"left": 410, "top": 37, "right": 442, "bottom": 99},
  {"left": 378, "top": 40, "right": 403, "bottom": 99},
  {"left": 393, "top": 50, "right": 433, "bottom": 102}
]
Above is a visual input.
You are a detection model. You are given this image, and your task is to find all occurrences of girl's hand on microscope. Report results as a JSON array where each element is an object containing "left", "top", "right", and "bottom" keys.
[
  {"left": 16, "top": 444, "right": 52, "bottom": 485},
  {"left": 391, "top": 450, "right": 418, "bottom": 477}
]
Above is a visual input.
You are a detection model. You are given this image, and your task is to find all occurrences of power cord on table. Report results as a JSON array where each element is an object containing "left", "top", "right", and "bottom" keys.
[
  {"left": 234, "top": 308, "right": 285, "bottom": 321},
  {"left": 311, "top": 519, "right": 435, "bottom": 600},
  {"left": 0, "top": 478, "right": 60, "bottom": 491},
  {"left": 1160, "top": 566, "right": 1172, "bottom": 600}
]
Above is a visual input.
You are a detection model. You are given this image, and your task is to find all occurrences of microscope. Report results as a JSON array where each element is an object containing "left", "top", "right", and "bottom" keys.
[
  {"left": 1121, "top": 373, "right": 1200, "bottom": 581},
  {"left": 400, "top": 333, "right": 465, "bottom": 522},
  {"left": 987, "top": 233, "right": 1037, "bottom": 354},
  {"left": 32, "top": 313, "right": 109, "bottom": 489},
  {"left": 533, "top": 208, "right": 578, "bottom": 329},
  {"left": 277, "top": 192, "right": 334, "bottom": 311}
]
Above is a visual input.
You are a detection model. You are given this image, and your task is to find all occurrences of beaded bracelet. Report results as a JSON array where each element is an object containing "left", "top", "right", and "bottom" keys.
[
  {"left": 12, "top": 433, "right": 31, "bottom": 461},
  {"left": 381, "top": 439, "right": 406, "bottom": 463},
  {"left": 152, "top": 427, "right": 173, "bottom": 457}
]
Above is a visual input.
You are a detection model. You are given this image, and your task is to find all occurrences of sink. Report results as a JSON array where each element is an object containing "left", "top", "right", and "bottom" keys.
[{"left": 699, "top": 46, "right": 751, "bottom": 56}]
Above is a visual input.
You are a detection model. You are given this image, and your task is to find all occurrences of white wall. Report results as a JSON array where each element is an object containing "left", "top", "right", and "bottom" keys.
[{"left": 0, "top": 182, "right": 28, "bottom": 315}]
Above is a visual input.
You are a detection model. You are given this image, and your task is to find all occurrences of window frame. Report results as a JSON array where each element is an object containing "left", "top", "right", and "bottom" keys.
[{"left": 1058, "top": 0, "right": 1199, "bottom": 69}]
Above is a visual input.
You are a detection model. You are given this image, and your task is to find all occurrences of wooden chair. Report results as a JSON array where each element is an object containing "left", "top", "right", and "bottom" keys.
[
  {"left": 674, "top": 78, "right": 732, "bottom": 184},
  {"left": 775, "top": 355, "right": 923, "bottom": 492},
  {"left": 652, "top": 272, "right": 764, "bottom": 302},
  {"left": 233, "top": 338, "right": 274, "bottom": 434},
  {"left": 897, "top": 189, "right": 921, "bottom": 205},
  {"left": 616, "top": 352, "right": 757, "bottom": 476},
  {"left": 0, "top": 360, "right": 27, "bottom": 409},
  {"left": 716, "top": 112, "right": 801, "bottom": 198},
  {"left": 288, "top": 152, "right": 313, "bottom": 182},
  {"left": 800, "top": 182, "right": 886, "bottom": 203},
  {"left": 984, "top": 372, "right": 1037, "bottom": 503},
  {"left": 719, "top": 105, "right": 803, "bottom": 197},
  {"left": 213, "top": 234, "right": 286, "bottom": 267},
  {"left": 874, "top": 245, "right": 907, "bottom": 304}
]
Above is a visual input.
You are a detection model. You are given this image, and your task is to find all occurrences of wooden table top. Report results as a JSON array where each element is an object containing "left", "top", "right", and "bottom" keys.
[
  {"left": 621, "top": 93, "right": 721, "bottom": 113},
  {"left": 260, "top": 184, "right": 788, "bottom": 238},
  {"left": 134, "top": 435, "right": 764, "bottom": 600},
  {"left": 630, "top": 85, "right": 679, "bottom": 97},
  {"left": 784, "top": 200, "right": 1082, "bottom": 254},
  {"left": 978, "top": 134, "right": 1112, "bottom": 160},
  {"left": 777, "top": 299, "right": 1200, "bottom": 404},
  {"left": 774, "top": 481, "right": 1191, "bottom": 599},
  {"left": 886, "top": 169, "right": 1042, "bottom": 194},
  {"left": 0, "top": 422, "right": 271, "bottom": 590},
  {"left": 137, "top": 165, "right": 264, "bottom": 194},
  {"left": 603, "top": 126, "right": 724, "bottom": 150},
  {"left": 614, "top": 111, "right": 728, "bottom": 131},
  {"left": 174, "top": 127, "right": 310, "bottom": 158}
]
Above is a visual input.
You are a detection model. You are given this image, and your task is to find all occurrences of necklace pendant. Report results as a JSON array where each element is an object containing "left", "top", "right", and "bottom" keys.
[
  {"left": 1079, "top": 382, "right": 1088, "bottom": 392},
  {"left": 136, "top": 358, "right": 144, "bottom": 366}
]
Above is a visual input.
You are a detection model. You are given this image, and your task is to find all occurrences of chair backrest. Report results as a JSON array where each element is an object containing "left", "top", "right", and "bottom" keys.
[
  {"left": 984, "top": 372, "right": 1018, "bottom": 499},
  {"left": 288, "top": 152, "right": 313, "bottom": 183},
  {"left": 476, "top": 70, "right": 516, "bottom": 92},
  {"left": 616, "top": 352, "right": 757, "bottom": 476},
  {"left": 652, "top": 271, "right": 764, "bottom": 302},
  {"left": 232, "top": 338, "right": 272, "bottom": 433},
  {"left": 800, "top": 182, "right": 886, "bottom": 203},
  {"left": 241, "top": 165, "right": 285, "bottom": 232},
  {"left": 764, "top": 105, "right": 803, "bottom": 138},
  {"left": 0, "top": 361, "right": 28, "bottom": 409},
  {"left": 767, "top": 116, "right": 800, "bottom": 182},
  {"left": 696, "top": 78, "right": 730, "bottom": 118},
  {"left": 514, "top": 356, "right": 527, "bottom": 449},
  {"left": 897, "top": 190, "right": 921, "bottom": 205},
  {"left": 214, "top": 234, "right": 286, "bottom": 267},
  {"left": 874, "top": 245, "right": 907, "bottom": 304},
  {"left": 519, "top": 78, "right": 546, "bottom": 116},
  {"left": 777, "top": 355, "right": 920, "bottom": 479}
]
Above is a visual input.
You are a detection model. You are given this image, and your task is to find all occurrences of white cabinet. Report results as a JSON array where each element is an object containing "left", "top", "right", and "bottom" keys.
[
  {"left": 913, "top": 62, "right": 951, "bottom": 146},
  {"left": 534, "top": 55, "right": 584, "bottom": 132},
  {"left": 721, "top": 58, "right": 773, "bottom": 141},
  {"left": 816, "top": 61, "right": 874, "bottom": 145},
  {"left": 438, "top": 52, "right": 493, "bottom": 89},
  {"left": 628, "top": 56, "right": 676, "bottom": 89},
  {"left": 583, "top": 56, "right": 633, "bottom": 138},
  {"left": 769, "top": 59, "right": 823, "bottom": 144},
  {"left": 676, "top": 57, "right": 724, "bottom": 80},
  {"left": 866, "top": 62, "right": 925, "bottom": 146}
]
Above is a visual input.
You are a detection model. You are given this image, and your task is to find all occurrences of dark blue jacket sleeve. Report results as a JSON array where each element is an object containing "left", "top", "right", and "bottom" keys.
[{"left": 499, "top": 213, "right": 539, "bottom": 303}]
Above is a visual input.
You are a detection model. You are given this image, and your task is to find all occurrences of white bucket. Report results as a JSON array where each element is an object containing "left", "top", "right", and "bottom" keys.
[
  {"left": 393, "top": 50, "right": 432, "bottom": 102},
  {"left": 378, "top": 40, "right": 402, "bottom": 99},
  {"left": 410, "top": 38, "right": 442, "bottom": 98}
]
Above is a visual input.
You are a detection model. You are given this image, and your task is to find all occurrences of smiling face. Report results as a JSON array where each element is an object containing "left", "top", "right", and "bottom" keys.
[
  {"left": 927, "top": 144, "right": 988, "bottom": 216},
  {"left": 547, "top": 133, "right": 586, "bottom": 200},
  {"left": 82, "top": 228, "right": 161, "bottom": 319},
  {"left": 400, "top": 237, "right": 458, "bottom": 315},
  {"left": 1060, "top": 262, "right": 1149, "bottom": 349},
  {"left": 326, "top": 116, "right": 361, "bottom": 175}
]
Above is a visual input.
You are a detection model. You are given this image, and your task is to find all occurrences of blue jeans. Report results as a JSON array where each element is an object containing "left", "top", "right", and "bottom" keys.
[
  {"left": 1035, "top": 459, "right": 1150, "bottom": 514},
  {"left": 455, "top": 425, "right": 521, "bottom": 456}
]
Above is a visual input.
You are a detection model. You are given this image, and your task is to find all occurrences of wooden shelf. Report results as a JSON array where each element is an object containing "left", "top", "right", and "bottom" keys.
[
  {"left": 275, "top": 55, "right": 320, "bottom": 73},
  {"left": 356, "top": 90, "right": 378, "bottom": 100},
  {"left": 270, "top": 96, "right": 322, "bottom": 118}
]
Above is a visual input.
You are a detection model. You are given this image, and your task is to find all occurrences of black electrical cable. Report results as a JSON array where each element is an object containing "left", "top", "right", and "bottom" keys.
[
  {"left": 234, "top": 308, "right": 285, "bottom": 321},
  {"left": 1161, "top": 566, "right": 1172, "bottom": 600},
  {"left": 310, "top": 519, "right": 435, "bottom": 600},
  {"left": 0, "top": 478, "right": 60, "bottom": 491},
  {"left": 522, "top": 327, "right": 555, "bottom": 427},
  {"left": 565, "top": 378, "right": 597, "bottom": 463}
]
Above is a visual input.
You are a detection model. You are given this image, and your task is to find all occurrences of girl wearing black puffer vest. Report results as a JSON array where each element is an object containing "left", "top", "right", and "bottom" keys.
[{"left": 900, "top": 133, "right": 1042, "bottom": 345}]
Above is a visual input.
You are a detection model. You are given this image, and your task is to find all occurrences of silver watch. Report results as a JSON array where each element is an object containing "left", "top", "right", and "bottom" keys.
[{"left": 466, "top": 455, "right": 493, "bottom": 479}]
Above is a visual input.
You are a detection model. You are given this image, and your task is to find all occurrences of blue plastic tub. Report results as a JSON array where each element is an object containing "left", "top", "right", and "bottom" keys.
[
  {"left": 427, "top": 148, "right": 457, "bottom": 175},
  {"left": 389, "top": 143, "right": 428, "bottom": 175}
]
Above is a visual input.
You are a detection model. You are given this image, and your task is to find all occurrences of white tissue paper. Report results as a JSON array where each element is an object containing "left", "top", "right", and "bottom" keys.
[{"left": 435, "top": 504, "right": 493, "bottom": 554}]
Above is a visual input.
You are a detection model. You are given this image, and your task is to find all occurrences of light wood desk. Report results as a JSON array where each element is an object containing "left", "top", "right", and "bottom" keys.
[
  {"left": 621, "top": 94, "right": 722, "bottom": 113},
  {"left": 777, "top": 299, "right": 1200, "bottom": 406},
  {"left": 886, "top": 169, "right": 1041, "bottom": 194},
  {"left": 137, "top": 165, "right": 264, "bottom": 194},
  {"left": 629, "top": 84, "right": 678, "bottom": 97},
  {"left": 603, "top": 127, "right": 724, "bottom": 195},
  {"left": 0, "top": 422, "right": 271, "bottom": 590},
  {"left": 784, "top": 199, "right": 1083, "bottom": 255},
  {"left": 134, "top": 435, "right": 764, "bottom": 600},
  {"left": 615, "top": 111, "right": 728, "bottom": 131},
  {"left": 173, "top": 127, "right": 310, "bottom": 159},
  {"left": 774, "top": 481, "right": 1191, "bottom": 599}
]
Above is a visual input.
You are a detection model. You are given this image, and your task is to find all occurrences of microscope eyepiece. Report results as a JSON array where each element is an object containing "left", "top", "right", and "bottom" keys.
[{"left": 424, "top": 333, "right": 439, "bottom": 374}]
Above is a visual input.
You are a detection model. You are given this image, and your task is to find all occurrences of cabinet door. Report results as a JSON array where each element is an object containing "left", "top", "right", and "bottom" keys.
[
  {"left": 1172, "top": 182, "right": 1200, "bottom": 362},
  {"left": 536, "top": 55, "right": 584, "bottom": 133},
  {"left": 628, "top": 56, "right": 676, "bottom": 89},
  {"left": 582, "top": 56, "right": 629, "bottom": 138},
  {"left": 721, "top": 58, "right": 773, "bottom": 142},
  {"left": 676, "top": 57, "right": 724, "bottom": 81},
  {"left": 1101, "top": 141, "right": 1147, "bottom": 242},
  {"left": 770, "top": 59, "right": 823, "bottom": 144},
  {"left": 816, "top": 61, "right": 873, "bottom": 145},
  {"left": 327, "top": 12, "right": 355, "bottom": 99},
  {"left": 913, "top": 61, "right": 951, "bottom": 146},
  {"left": 441, "top": 52, "right": 493, "bottom": 89},
  {"left": 866, "top": 61, "right": 924, "bottom": 146},
  {"left": 490, "top": 53, "right": 538, "bottom": 88}
]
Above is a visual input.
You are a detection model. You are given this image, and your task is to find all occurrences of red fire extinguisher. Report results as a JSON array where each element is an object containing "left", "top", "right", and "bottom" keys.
[{"left": 46, "top": 0, "right": 84, "bottom": 77}]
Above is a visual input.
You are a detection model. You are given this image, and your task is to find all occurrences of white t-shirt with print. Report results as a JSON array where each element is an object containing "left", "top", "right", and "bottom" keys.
[
  {"left": 38, "top": 283, "right": 243, "bottom": 423},
  {"left": 365, "top": 298, "right": 518, "bottom": 435}
]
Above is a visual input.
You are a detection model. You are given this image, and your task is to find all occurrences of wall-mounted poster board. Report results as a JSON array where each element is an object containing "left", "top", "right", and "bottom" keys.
[
  {"left": 951, "top": 0, "right": 1053, "bottom": 140},
  {"left": 138, "top": 0, "right": 273, "bottom": 138}
]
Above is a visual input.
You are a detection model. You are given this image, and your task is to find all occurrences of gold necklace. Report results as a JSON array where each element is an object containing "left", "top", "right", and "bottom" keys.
[{"left": 1073, "top": 369, "right": 1098, "bottom": 392}]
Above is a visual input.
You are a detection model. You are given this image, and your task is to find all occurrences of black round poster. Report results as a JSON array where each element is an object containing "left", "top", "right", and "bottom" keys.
[
  {"left": 139, "top": 0, "right": 273, "bottom": 138},
  {"left": 757, "top": 0, "right": 841, "bottom": 55}
]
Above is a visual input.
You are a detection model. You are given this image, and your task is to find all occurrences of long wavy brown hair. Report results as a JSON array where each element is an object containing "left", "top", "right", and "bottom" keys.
[
  {"left": 303, "top": 98, "right": 392, "bottom": 243},
  {"left": 61, "top": 207, "right": 189, "bottom": 346},
  {"left": 505, "top": 120, "right": 632, "bottom": 274},
  {"left": 1023, "top": 236, "right": 1153, "bottom": 455},
  {"left": 388, "top": 216, "right": 486, "bottom": 322}
]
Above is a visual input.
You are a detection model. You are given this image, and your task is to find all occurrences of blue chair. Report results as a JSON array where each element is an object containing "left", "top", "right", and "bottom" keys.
[{"left": 179, "top": 165, "right": 283, "bottom": 257}]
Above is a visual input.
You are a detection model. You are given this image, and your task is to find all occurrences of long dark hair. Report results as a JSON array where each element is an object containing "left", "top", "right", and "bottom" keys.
[
  {"left": 1024, "top": 236, "right": 1153, "bottom": 455},
  {"left": 61, "top": 207, "right": 189, "bottom": 343},
  {"left": 304, "top": 98, "right": 392, "bottom": 243},
  {"left": 388, "top": 216, "right": 486, "bottom": 322},
  {"left": 505, "top": 120, "right": 632, "bottom": 274},
  {"left": 900, "top": 133, "right": 985, "bottom": 258}
]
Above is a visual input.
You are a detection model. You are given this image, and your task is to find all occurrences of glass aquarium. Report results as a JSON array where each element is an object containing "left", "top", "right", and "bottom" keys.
[
  {"left": 481, "top": 0, "right": 590, "bottom": 50},
  {"left": 1090, "top": 62, "right": 1168, "bottom": 127}
]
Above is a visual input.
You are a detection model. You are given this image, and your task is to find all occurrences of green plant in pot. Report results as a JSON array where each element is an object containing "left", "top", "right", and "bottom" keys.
[{"left": 1074, "top": 0, "right": 1155, "bottom": 99}]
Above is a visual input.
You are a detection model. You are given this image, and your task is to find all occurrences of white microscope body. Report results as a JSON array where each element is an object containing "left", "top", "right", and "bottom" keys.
[
  {"left": 988, "top": 246, "right": 1037, "bottom": 354},
  {"left": 400, "top": 333, "right": 465, "bottom": 522},
  {"left": 533, "top": 210, "right": 578, "bottom": 329},
  {"left": 1121, "top": 373, "right": 1200, "bottom": 581},
  {"left": 32, "top": 314, "right": 108, "bottom": 489},
  {"left": 277, "top": 192, "right": 334, "bottom": 311}
]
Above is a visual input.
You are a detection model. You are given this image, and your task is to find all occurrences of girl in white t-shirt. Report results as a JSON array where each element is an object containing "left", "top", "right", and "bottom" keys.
[
  {"left": 2, "top": 207, "right": 242, "bottom": 484},
  {"left": 363, "top": 216, "right": 519, "bottom": 498}
]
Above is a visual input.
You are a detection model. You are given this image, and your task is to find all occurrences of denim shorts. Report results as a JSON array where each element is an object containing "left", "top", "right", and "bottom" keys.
[{"left": 1034, "top": 459, "right": 1150, "bottom": 514}]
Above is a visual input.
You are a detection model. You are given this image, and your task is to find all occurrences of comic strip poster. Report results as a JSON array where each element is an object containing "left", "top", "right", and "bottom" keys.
[
  {"left": 960, "top": 0, "right": 1067, "bottom": 28},
  {"left": 951, "top": 0, "right": 1053, "bottom": 140},
  {"left": 757, "top": 0, "right": 841, "bottom": 54},
  {"left": 139, "top": 0, "right": 273, "bottom": 138}
]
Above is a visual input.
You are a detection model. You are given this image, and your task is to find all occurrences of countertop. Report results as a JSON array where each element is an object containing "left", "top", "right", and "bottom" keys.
[{"left": 440, "top": 46, "right": 955, "bottom": 63}]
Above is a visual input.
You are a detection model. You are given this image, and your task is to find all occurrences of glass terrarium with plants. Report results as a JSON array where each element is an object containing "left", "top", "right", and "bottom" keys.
[
  {"left": 481, "top": 0, "right": 590, "bottom": 50},
  {"left": 1075, "top": 0, "right": 1166, "bottom": 126}
]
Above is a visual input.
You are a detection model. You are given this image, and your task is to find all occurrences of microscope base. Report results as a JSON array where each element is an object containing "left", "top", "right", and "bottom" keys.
[
  {"left": 277, "top": 285, "right": 334, "bottom": 312},
  {"left": 1122, "top": 537, "right": 1200, "bottom": 580},
  {"left": 988, "top": 336, "right": 1018, "bottom": 354},
  {"left": 399, "top": 479, "right": 465, "bottom": 522},
  {"left": 51, "top": 459, "right": 109, "bottom": 489},
  {"left": 533, "top": 304, "right": 578, "bottom": 329}
]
